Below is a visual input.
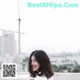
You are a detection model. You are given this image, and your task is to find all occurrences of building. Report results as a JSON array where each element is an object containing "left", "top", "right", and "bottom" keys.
[
  {"left": 1, "top": 31, "right": 17, "bottom": 62},
  {"left": 0, "top": 36, "right": 2, "bottom": 57}
]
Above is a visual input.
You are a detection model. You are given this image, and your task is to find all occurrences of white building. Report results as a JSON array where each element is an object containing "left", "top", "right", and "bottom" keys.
[
  {"left": 0, "top": 36, "right": 2, "bottom": 57},
  {"left": 1, "top": 31, "right": 17, "bottom": 63}
]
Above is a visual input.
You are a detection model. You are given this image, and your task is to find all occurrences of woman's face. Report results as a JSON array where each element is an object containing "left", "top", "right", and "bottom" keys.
[{"left": 31, "top": 55, "right": 40, "bottom": 72}]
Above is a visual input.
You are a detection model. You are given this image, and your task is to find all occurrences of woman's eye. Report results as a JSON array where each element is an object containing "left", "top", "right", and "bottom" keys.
[
  {"left": 33, "top": 60, "right": 36, "bottom": 62},
  {"left": 31, "top": 59, "right": 36, "bottom": 63}
]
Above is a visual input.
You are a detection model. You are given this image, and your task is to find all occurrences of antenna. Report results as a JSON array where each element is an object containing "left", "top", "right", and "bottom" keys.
[{"left": 18, "top": 0, "right": 20, "bottom": 19}]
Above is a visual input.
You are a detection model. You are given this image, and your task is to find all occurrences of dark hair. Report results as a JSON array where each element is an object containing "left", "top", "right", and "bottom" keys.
[{"left": 28, "top": 50, "right": 54, "bottom": 79}]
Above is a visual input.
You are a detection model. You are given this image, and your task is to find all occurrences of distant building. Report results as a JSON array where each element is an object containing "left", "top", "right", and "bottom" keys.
[
  {"left": 0, "top": 36, "right": 2, "bottom": 57},
  {"left": 1, "top": 31, "right": 17, "bottom": 63},
  {"left": 50, "top": 55, "right": 78, "bottom": 67}
]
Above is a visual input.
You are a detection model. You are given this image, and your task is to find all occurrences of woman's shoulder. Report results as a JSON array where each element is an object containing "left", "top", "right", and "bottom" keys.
[
  {"left": 33, "top": 75, "right": 54, "bottom": 80},
  {"left": 48, "top": 75, "right": 54, "bottom": 80}
]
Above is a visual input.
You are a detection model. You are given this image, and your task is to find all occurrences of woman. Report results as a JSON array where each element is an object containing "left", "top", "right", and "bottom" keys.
[{"left": 28, "top": 50, "right": 54, "bottom": 80}]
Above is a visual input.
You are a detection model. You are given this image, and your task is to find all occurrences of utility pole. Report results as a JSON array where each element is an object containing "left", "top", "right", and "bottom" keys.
[
  {"left": 18, "top": 18, "right": 21, "bottom": 72},
  {"left": 18, "top": 0, "right": 21, "bottom": 72},
  {"left": 18, "top": 19, "right": 21, "bottom": 58}
]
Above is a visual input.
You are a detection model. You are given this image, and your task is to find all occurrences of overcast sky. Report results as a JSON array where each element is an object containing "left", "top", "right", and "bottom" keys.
[{"left": 0, "top": 0, "right": 80, "bottom": 54}]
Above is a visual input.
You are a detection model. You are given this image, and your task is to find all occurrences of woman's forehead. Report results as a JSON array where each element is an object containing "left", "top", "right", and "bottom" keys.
[{"left": 31, "top": 55, "right": 36, "bottom": 60}]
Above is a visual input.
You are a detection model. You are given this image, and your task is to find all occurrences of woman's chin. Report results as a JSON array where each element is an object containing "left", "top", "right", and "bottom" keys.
[{"left": 32, "top": 69, "right": 37, "bottom": 71}]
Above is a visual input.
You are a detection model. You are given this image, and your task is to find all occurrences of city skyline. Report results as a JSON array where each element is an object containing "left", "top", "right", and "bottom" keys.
[{"left": 0, "top": 0, "right": 80, "bottom": 54}]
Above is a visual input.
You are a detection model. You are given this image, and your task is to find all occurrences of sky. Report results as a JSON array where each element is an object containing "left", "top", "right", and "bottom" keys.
[{"left": 0, "top": 0, "right": 80, "bottom": 54}]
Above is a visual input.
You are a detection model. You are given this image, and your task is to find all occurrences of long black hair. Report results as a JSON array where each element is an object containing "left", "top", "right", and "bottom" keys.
[{"left": 28, "top": 50, "right": 54, "bottom": 79}]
